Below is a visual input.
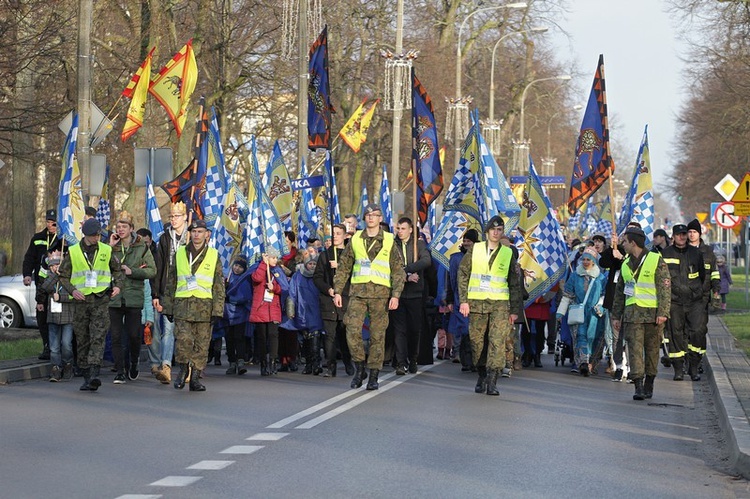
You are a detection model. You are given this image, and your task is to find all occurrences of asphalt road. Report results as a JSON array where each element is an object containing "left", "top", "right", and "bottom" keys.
[{"left": 0, "top": 358, "right": 747, "bottom": 498}]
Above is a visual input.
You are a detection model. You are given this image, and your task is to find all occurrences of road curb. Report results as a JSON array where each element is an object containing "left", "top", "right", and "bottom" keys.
[
  {"left": 706, "top": 324, "right": 750, "bottom": 479},
  {"left": 0, "top": 362, "right": 50, "bottom": 385}
]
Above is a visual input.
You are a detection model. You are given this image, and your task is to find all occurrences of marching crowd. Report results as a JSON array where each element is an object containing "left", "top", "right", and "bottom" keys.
[{"left": 21, "top": 201, "right": 726, "bottom": 400}]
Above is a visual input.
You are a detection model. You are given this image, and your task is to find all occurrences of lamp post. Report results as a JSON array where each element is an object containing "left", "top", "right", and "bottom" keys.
[
  {"left": 452, "top": 2, "right": 527, "bottom": 171},
  {"left": 519, "top": 74, "right": 571, "bottom": 142},
  {"left": 541, "top": 104, "right": 582, "bottom": 176}
]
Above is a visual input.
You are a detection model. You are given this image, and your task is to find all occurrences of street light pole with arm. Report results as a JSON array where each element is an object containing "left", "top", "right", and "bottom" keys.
[{"left": 519, "top": 74, "right": 571, "bottom": 143}]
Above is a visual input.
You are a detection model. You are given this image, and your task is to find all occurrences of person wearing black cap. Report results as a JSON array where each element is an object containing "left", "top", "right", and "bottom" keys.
[
  {"left": 457, "top": 215, "right": 523, "bottom": 396},
  {"left": 162, "top": 218, "right": 225, "bottom": 391},
  {"left": 22, "top": 208, "right": 64, "bottom": 359},
  {"left": 333, "top": 203, "right": 406, "bottom": 391},
  {"left": 660, "top": 223, "right": 706, "bottom": 381},
  {"left": 58, "top": 218, "right": 124, "bottom": 391},
  {"left": 445, "top": 228, "right": 480, "bottom": 371},
  {"left": 651, "top": 228, "right": 670, "bottom": 254},
  {"left": 686, "top": 218, "right": 720, "bottom": 380},
  {"left": 612, "top": 225, "right": 671, "bottom": 400}
]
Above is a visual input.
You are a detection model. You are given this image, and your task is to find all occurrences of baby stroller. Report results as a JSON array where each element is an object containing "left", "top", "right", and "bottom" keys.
[{"left": 554, "top": 317, "right": 575, "bottom": 367}]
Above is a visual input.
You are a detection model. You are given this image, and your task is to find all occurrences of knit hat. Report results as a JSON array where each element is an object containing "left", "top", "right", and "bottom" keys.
[
  {"left": 687, "top": 218, "right": 701, "bottom": 234},
  {"left": 266, "top": 246, "right": 281, "bottom": 258},
  {"left": 653, "top": 228, "right": 668, "bottom": 239},
  {"left": 463, "top": 229, "right": 480, "bottom": 243},
  {"left": 580, "top": 247, "right": 600, "bottom": 262},
  {"left": 232, "top": 256, "right": 248, "bottom": 272}
]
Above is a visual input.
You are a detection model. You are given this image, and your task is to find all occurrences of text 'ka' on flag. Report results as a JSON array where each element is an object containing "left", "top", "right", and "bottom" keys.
[{"left": 569, "top": 54, "right": 614, "bottom": 215}]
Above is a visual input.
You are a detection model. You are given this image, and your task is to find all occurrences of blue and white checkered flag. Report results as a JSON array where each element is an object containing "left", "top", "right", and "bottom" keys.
[
  {"left": 359, "top": 183, "right": 369, "bottom": 224},
  {"left": 617, "top": 125, "right": 654, "bottom": 244},
  {"left": 211, "top": 183, "right": 243, "bottom": 276},
  {"left": 325, "top": 151, "right": 341, "bottom": 225},
  {"left": 516, "top": 159, "right": 568, "bottom": 307},
  {"left": 477, "top": 121, "right": 520, "bottom": 230},
  {"left": 380, "top": 164, "right": 393, "bottom": 231},
  {"left": 146, "top": 174, "right": 164, "bottom": 244},
  {"left": 429, "top": 210, "right": 481, "bottom": 270},
  {"left": 297, "top": 159, "right": 319, "bottom": 248},
  {"left": 200, "top": 108, "right": 227, "bottom": 226},
  {"left": 251, "top": 136, "right": 288, "bottom": 257},
  {"left": 241, "top": 192, "right": 265, "bottom": 264},
  {"left": 96, "top": 198, "right": 110, "bottom": 231}
]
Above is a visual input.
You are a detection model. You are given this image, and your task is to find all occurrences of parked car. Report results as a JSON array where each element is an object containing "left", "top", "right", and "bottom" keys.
[{"left": 0, "top": 274, "right": 38, "bottom": 328}]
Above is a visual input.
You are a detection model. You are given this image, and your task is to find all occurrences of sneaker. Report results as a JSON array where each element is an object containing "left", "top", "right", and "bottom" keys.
[
  {"left": 501, "top": 367, "right": 512, "bottom": 378},
  {"left": 49, "top": 366, "right": 62, "bottom": 382},
  {"left": 570, "top": 364, "right": 579, "bottom": 374},
  {"left": 408, "top": 360, "right": 418, "bottom": 374},
  {"left": 128, "top": 363, "right": 139, "bottom": 381},
  {"left": 395, "top": 365, "right": 407, "bottom": 375},
  {"left": 611, "top": 368, "right": 623, "bottom": 382},
  {"left": 113, "top": 372, "right": 127, "bottom": 384},
  {"left": 62, "top": 363, "right": 73, "bottom": 380},
  {"left": 151, "top": 366, "right": 160, "bottom": 378}
]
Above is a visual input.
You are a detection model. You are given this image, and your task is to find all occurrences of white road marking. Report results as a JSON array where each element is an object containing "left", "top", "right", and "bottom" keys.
[
  {"left": 246, "top": 432, "right": 289, "bottom": 441},
  {"left": 115, "top": 495, "right": 162, "bottom": 499},
  {"left": 187, "top": 460, "right": 235, "bottom": 470},
  {"left": 295, "top": 364, "right": 437, "bottom": 429},
  {"left": 219, "top": 445, "right": 264, "bottom": 454},
  {"left": 149, "top": 476, "right": 202, "bottom": 487}
]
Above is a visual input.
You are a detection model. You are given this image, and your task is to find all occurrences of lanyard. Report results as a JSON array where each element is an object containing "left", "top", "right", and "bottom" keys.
[
  {"left": 366, "top": 237, "right": 378, "bottom": 254},
  {"left": 630, "top": 252, "right": 648, "bottom": 282},
  {"left": 82, "top": 249, "right": 99, "bottom": 270},
  {"left": 189, "top": 245, "right": 208, "bottom": 269}
]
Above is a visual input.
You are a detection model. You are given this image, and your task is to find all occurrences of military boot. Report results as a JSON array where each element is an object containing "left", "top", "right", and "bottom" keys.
[
  {"left": 672, "top": 359, "right": 684, "bottom": 381},
  {"left": 88, "top": 365, "right": 101, "bottom": 391},
  {"left": 644, "top": 375, "right": 655, "bottom": 399},
  {"left": 475, "top": 366, "right": 487, "bottom": 394},
  {"left": 688, "top": 352, "right": 701, "bottom": 381},
  {"left": 486, "top": 369, "right": 500, "bottom": 396},
  {"left": 189, "top": 364, "right": 206, "bottom": 391},
  {"left": 260, "top": 359, "right": 270, "bottom": 376},
  {"left": 633, "top": 378, "right": 646, "bottom": 400},
  {"left": 366, "top": 369, "right": 380, "bottom": 390},
  {"left": 350, "top": 362, "right": 367, "bottom": 389},
  {"left": 79, "top": 368, "right": 92, "bottom": 391},
  {"left": 174, "top": 363, "right": 191, "bottom": 389}
]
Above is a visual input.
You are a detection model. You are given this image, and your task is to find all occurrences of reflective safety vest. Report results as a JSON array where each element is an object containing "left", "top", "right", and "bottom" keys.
[
  {"left": 175, "top": 246, "right": 219, "bottom": 299},
  {"left": 69, "top": 242, "right": 113, "bottom": 295},
  {"left": 621, "top": 251, "right": 660, "bottom": 308},
  {"left": 467, "top": 243, "right": 512, "bottom": 301},
  {"left": 350, "top": 231, "right": 394, "bottom": 288}
]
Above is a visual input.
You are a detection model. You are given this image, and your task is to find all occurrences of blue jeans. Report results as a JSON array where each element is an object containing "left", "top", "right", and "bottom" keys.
[
  {"left": 48, "top": 322, "right": 73, "bottom": 367},
  {"left": 147, "top": 312, "right": 175, "bottom": 367}
]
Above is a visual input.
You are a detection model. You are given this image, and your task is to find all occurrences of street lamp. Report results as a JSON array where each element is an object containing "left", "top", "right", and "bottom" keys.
[
  {"left": 489, "top": 26, "right": 548, "bottom": 122},
  {"left": 519, "top": 74, "right": 571, "bottom": 142},
  {"left": 541, "top": 104, "right": 582, "bottom": 177},
  {"left": 452, "top": 2, "right": 527, "bottom": 170}
]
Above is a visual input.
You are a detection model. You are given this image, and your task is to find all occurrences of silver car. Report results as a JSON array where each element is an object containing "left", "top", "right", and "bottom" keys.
[{"left": 0, "top": 274, "right": 38, "bottom": 328}]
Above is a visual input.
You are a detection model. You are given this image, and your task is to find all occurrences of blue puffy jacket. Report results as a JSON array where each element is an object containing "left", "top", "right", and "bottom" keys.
[{"left": 281, "top": 271, "right": 323, "bottom": 332}]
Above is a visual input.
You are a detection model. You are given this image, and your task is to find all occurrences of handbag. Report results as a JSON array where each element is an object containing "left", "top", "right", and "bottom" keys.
[{"left": 567, "top": 280, "right": 593, "bottom": 325}]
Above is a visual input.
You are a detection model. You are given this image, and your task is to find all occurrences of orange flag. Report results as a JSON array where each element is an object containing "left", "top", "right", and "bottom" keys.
[
  {"left": 121, "top": 47, "right": 155, "bottom": 142},
  {"left": 149, "top": 40, "right": 198, "bottom": 136}
]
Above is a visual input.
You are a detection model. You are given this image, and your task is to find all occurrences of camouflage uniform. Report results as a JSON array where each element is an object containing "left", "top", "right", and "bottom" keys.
[
  {"left": 163, "top": 243, "right": 225, "bottom": 372},
  {"left": 612, "top": 251, "right": 671, "bottom": 381},
  {"left": 457, "top": 244, "right": 523, "bottom": 372},
  {"left": 333, "top": 229, "right": 405, "bottom": 370},
  {"left": 58, "top": 241, "right": 123, "bottom": 373}
]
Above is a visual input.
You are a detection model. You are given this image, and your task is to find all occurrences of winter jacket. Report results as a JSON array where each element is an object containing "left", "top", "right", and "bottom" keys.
[
  {"left": 718, "top": 264, "right": 732, "bottom": 295},
  {"left": 153, "top": 224, "right": 188, "bottom": 301},
  {"left": 249, "top": 261, "right": 283, "bottom": 323},
  {"left": 558, "top": 261, "right": 606, "bottom": 326},
  {"left": 394, "top": 236, "right": 432, "bottom": 300},
  {"left": 281, "top": 269, "right": 323, "bottom": 332},
  {"left": 224, "top": 269, "right": 253, "bottom": 326},
  {"left": 109, "top": 234, "right": 157, "bottom": 309},
  {"left": 22, "top": 228, "right": 63, "bottom": 287},
  {"left": 40, "top": 273, "right": 73, "bottom": 325},
  {"left": 313, "top": 245, "right": 349, "bottom": 321},
  {"left": 446, "top": 249, "right": 469, "bottom": 337}
]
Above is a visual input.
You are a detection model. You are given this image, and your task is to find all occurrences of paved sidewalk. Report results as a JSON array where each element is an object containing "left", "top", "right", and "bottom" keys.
[{"left": 706, "top": 314, "right": 750, "bottom": 479}]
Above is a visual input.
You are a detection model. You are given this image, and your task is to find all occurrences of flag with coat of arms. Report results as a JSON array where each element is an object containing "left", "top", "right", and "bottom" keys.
[
  {"left": 57, "top": 113, "right": 85, "bottom": 245},
  {"left": 616, "top": 125, "right": 654, "bottom": 244}
]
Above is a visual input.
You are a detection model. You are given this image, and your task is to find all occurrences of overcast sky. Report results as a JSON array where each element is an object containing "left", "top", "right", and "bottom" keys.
[{"left": 550, "top": 0, "right": 687, "bottom": 189}]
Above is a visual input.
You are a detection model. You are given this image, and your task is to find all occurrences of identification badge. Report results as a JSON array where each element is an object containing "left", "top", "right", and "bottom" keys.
[
  {"left": 479, "top": 275, "right": 492, "bottom": 291},
  {"left": 85, "top": 271, "right": 98, "bottom": 288},
  {"left": 50, "top": 300, "right": 62, "bottom": 313},
  {"left": 263, "top": 289, "right": 274, "bottom": 303},
  {"left": 359, "top": 260, "right": 372, "bottom": 276},
  {"left": 624, "top": 281, "right": 635, "bottom": 297},
  {"left": 186, "top": 275, "right": 198, "bottom": 291}
]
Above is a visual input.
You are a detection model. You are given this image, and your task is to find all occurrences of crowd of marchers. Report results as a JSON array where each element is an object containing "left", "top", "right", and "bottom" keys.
[{"left": 21, "top": 203, "right": 727, "bottom": 401}]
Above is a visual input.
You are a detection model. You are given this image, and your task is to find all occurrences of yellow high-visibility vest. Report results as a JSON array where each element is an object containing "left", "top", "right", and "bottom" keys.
[
  {"left": 621, "top": 251, "right": 660, "bottom": 308},
  {"left": 350, "top": 231, "right": 394, "bottom": 288},
  {"left": 175, "top": 246, "right": 219, "bottom": 299},
  {"left": 69, "top": 243, "right": 112, "bottom": 295},
  {"left": 467, "top": 242, "right": 512, "bottom": 301}
]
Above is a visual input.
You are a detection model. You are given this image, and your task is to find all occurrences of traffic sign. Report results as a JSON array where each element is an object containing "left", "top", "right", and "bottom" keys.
[
  {"left": 714, "top": 202, "right": 741, "bottom": 229},
  {"left": 715, "top": 174, "right": 740, "bottom": 201},
  {"left": 696, "top": 212, "right": 709, "bottom": 224},
  {"left": 710, "top": 202, "right": 722, "bottom": 224},
  {"left": 731, "top": 172, "right": 750, "bottom": 215}
]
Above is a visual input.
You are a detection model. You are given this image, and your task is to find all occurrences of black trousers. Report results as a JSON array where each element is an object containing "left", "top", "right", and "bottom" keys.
[
  {"left": 322, "top": 318, "right": 351, "bottom": 368},
  {"left": 109, "top": 307, "right": 142, "bottom": 371},
  {"left": 254, "top": 322, "right": 279, "bottom": 361},
  {"left": 521, "top": 319, "right": 547, "bottom": 357},
  {"left": 392, "top": 297, "right": 423, "bottom": 366},
  {"left": 225, "top": 323, "right": 246, "bottom": 363}
]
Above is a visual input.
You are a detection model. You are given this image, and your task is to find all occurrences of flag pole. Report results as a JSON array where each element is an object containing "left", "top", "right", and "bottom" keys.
[{"left": 187, "top": 96, "right": 206, "bottom": 227}]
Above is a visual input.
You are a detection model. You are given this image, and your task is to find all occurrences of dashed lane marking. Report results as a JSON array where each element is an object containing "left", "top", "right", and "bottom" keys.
[
  {"left": 187, "top": 460, "right": 235, "bottom": 470},
  {"left": 219, "top": 445, "right": 264, "bottom": 454},
  {"left": 246, "top": 432, "right": 289, "bottom": 441},
  {"left": 149, "top": 476, "right": 202, "bottom": 487},
  {"left": 115, "top": 495, "right": 162, "bottom": 499}
]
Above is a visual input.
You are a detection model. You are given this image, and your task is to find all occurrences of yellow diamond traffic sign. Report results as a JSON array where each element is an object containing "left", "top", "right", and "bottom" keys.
[{"left": 715, "top": 174, "right": 739, "bottom": 201}]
